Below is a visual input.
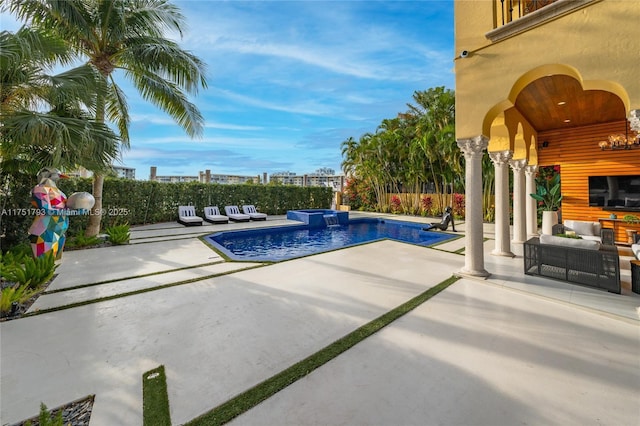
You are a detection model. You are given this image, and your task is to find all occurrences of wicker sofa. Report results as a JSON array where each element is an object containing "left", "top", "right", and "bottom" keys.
[
  {"left": 524, "top": 235, "right": 620, "bottom": 294},
  {"left": 552, "top": 220, "right": 614, "bottom": 244}
]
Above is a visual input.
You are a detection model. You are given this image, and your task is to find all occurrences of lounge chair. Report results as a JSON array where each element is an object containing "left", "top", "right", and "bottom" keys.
[
  {"left": 224, "top": 205, "right": 251, "bottom": 222},
  {"left": 242, "top": 205, "right": 267, "bottom": 221},
  {"left": 177, "top": 205, "right": 203, "bottom": 226},
  {"left": 204, "top": 206, "right": 229, "bottom": 224},
  {"left": 423, "top": 207, "right": 456, "bottom": 232}
]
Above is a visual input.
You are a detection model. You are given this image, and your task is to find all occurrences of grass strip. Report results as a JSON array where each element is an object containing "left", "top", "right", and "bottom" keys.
[
  {"left": 185, "top": 276, "right": 459, "bottom": 426},
  {"left": 143, "top": 365, "right": 171, "bottom": 426}
]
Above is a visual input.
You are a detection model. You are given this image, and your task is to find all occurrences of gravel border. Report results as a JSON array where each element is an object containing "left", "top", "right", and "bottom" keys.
[{"left": 9, "top": 395, "right": 94, "bottom": 426}]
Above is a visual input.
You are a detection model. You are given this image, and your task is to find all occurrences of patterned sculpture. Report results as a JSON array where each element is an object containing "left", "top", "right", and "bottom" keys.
[{"left": 28, "top": 168, "right": 94, "bottom": 259}]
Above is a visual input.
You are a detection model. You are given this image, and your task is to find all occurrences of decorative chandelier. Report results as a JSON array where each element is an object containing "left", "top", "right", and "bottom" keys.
[{"left": 598, "top": 131, "right": 640, "bottom": 150}]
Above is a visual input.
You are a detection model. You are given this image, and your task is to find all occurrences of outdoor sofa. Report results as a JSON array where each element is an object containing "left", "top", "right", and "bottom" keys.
[
  {"left": 552, "top": 219, "right": 614, "bottom": 244},
  {"left": 524, "top": 234, "right": 620, "bottom": 294}
]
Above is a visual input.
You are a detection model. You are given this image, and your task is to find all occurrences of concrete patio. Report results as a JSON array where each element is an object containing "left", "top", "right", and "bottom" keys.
[{"left": 1, "top": 212, "right": 638, "bottom": 425}]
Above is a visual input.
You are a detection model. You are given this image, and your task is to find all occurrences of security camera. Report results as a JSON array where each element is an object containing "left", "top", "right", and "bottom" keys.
[{"left": 460, "top": 50, "right": 469, "bottom": 58}]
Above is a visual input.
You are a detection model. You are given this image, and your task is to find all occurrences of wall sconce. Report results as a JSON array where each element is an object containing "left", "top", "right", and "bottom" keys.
[{"left": 539, "top": 141, "right": 549, "bottom": 149}]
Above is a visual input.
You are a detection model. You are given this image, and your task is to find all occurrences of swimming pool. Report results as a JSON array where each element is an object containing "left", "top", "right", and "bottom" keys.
[{"left": 205, "top": 219, "right": 457, "bottom": 262}]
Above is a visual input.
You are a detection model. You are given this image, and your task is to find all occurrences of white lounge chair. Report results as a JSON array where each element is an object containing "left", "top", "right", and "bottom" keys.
[
  {"left": 242, "top": 205, "right": 267, "bottom": 221},
  {"left": 177, "top": 205, "right": 203, "bottom": 226},
  {"left": 224, "top": 205, "right": 251, "bottom": 222},
  {"left": 204, "top": 206, "right": 229, "bottom": 224}
]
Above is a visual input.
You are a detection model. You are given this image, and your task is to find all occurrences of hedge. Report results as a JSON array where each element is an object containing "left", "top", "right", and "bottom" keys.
[{"left": 1, "top": 177, "right": 333, "bottom": 251}]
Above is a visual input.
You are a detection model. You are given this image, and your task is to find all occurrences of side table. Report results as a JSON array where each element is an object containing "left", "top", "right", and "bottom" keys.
[{"left": 631, "top": 260, "right": 640, "bottom": 294}]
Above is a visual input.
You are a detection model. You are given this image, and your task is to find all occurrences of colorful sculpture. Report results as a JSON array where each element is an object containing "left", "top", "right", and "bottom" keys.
[{"left": 28, "top": 168, "right": 94, "bottom": 259}]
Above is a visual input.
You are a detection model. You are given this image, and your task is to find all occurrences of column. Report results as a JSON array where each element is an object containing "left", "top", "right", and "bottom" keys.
[
  {"left": 489, "top": 150, "right": 514, "bottom": 257},
  {"left": 629, "top": 109, "right": 640, "bottom": 133},
  {"left": 525, "top": 165, "right": 539, "bottom": 238},
  {"left": 510, "top": 159, "right": 528, "bottom": 244},
  {"left": 457, "top": 136, "right": 490, "bottom": 277}
]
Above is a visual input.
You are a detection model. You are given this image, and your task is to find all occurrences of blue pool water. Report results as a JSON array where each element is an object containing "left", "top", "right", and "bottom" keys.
[{"left": 205, "top": 219, "right": 456, "bottom": 262}]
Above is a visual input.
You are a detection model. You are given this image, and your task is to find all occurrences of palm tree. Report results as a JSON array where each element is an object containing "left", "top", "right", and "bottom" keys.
[
  {"left": 1, "top": 26, "right": 120, "bottom": 250},
  {"left": 1, "top": 26, "right": 119, "bottom": 175},
  {"left": 408, "top": 87, "right": 457, "bottom": 212},
  {"left": 6, "top": 0, "right": 208, "bottom": 236}
]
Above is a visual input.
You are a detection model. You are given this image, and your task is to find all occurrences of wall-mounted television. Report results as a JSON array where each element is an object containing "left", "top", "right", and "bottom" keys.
[{"left": 588, "top": 175, "right": 640, "bottom": 210}]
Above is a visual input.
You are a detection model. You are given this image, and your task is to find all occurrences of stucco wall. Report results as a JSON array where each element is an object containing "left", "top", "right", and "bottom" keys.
[{"left": 454, "top": 0, "right": 640, "bottom": 139}]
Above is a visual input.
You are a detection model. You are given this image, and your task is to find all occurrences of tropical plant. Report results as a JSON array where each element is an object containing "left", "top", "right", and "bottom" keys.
[
  {"left": 6, "top": 0, "right": 208, "bottom": 237},
  {"left": 0, "top": 26, "right": 120, "bottom": 173},
  {"left": 531, "top": 172, "right": 562, "bottom": 211},
  {"left": 452, "top": 193, "right": 465, "bottom": 218},
  {"left": 339, "top": 87, "right": 468, "bottom": 217},
  {"left": 390, "top": 195, "right": 402, "bottom": 213},
  {"left": 66, "top": 231, "right": 102, "bottom": 249},
  {"left": 421, "top": 196, "right": 433, "bottom": 216},
  {"left": 2, "top": 251, "right": 57, "bottom": 290},
  {"left": 410, "top": 87, "right": 460, "bottom": 212},
  {"left": 1, "top": 283, "right": 36, "bottom": 315},
  {"left": 105, "top": 223, "right": 130, "bottom": 245},
  {"left": 24, "top": 403, "right": 64, "bottom": 426}
]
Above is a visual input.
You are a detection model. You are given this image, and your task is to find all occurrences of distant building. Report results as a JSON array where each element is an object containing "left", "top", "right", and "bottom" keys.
[
  {"left": 149, "top": 167, "right": 259, "bottom": 184},
  {"left": 113, "top": 166, "right": 135, "bottom": 179},
  {"left": 64, "top": 167, "right": 92, "bottom": 178},
  {"left": 149, "top": 166, "right": 198, "bottom": 182},
  {"left": 198, "top": 169, "right": 260, "bottom": 185},
  {"left": 270, "top": 169, "right": 344, "bottom": 191}
]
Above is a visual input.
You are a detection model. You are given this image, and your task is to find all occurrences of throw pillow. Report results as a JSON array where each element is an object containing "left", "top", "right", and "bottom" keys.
[{"left": 571, "top": 221, "right": 594, "bottom": 236}]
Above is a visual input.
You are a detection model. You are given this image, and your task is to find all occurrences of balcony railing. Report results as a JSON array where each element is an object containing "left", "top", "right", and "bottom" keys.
[
  {"left": 488, "top": 0, "right": 596, "bottom": 42},
  {"left": 498, "top": 0, "right": 558, "bottom": 26}
]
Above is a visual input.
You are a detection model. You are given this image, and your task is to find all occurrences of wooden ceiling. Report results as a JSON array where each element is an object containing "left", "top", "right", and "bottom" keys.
[{"left": 514, "top": 75, "right": 626, "bottom": 132}]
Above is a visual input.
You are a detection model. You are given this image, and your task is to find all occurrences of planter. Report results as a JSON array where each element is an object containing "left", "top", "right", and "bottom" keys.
[{"left": 541, "top": 210, "right": 558, "bottom": 235}]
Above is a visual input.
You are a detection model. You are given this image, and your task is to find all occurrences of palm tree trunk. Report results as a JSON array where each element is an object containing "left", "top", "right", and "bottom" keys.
[{"left": 86, "top": 173, "right": 104, "bottom": 236}]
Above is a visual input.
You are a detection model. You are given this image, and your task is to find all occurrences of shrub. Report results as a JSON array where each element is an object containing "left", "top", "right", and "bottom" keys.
[
  {"left": 452, "top": 193, "right": 465, "bottom": 219},
  {"left": 66, "top": 231, "right": 102, "bottom": 249},
  {"left": 421, "top": 196, "right": 433, "bottom": 216},
  {"left": 390, "top": 195, "right": 401, "bottom": 213},
  {"left": 105, "top": 223, "right": 130, "bottom": 245},
  {"left": 1, "top": 283, "right": 35, "bottom": 315},
  {"left": 1, "top": 251, "right": 56, "bottom": 290}
]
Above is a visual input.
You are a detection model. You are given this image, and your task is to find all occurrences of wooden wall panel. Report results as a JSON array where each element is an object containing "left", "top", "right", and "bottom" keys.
[{"left": 537, "top": 121, "right": 640, "bottom": 243}]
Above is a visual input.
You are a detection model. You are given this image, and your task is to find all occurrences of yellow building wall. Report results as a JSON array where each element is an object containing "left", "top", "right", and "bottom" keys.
[{"left": 454, "top": 0, "right": 640, "bottom": 139}]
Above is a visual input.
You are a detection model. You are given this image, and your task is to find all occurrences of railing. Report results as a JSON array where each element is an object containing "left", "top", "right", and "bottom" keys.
[{"left": 498, "top": 0, "right": 558, "bottom": 26}]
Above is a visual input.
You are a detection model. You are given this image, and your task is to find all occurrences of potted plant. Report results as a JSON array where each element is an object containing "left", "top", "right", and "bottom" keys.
[
  {"left": 530, "top": 171, "right": 562, "bottom": 235},
  {"left": 623, "top": 214, "right": 640, "bottom": 244}
]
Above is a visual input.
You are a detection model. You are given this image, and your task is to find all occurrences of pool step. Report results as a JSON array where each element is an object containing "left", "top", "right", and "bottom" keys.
[{"left": 27, "top": 262, "right": 263, "bottom": 313}]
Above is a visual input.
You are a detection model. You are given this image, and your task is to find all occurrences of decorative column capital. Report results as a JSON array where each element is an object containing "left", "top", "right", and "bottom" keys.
[
  {"left": 629, "top": 109, "right": 640, "bottom": 133},
  {"left": 525, "top": 165, "right": 538, "bottom": 176},
  {"left": 489, "top": 150, "right": 513, "bottom": 166},
  {"left": 509, "top": 158, "right": 528, "bottom": 172},
  {"left": 457, "top": 135, "right": 489, "bottom": 159}
]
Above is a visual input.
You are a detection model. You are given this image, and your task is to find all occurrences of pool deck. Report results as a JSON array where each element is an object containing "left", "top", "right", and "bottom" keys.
[{"left": 1, "top": 212, "right": 639, "bottom": 425}]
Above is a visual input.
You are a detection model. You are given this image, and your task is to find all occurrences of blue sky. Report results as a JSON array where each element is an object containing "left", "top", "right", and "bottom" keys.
[{"left": 3, "top": 1, "right": 454, "bottom": 180}]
